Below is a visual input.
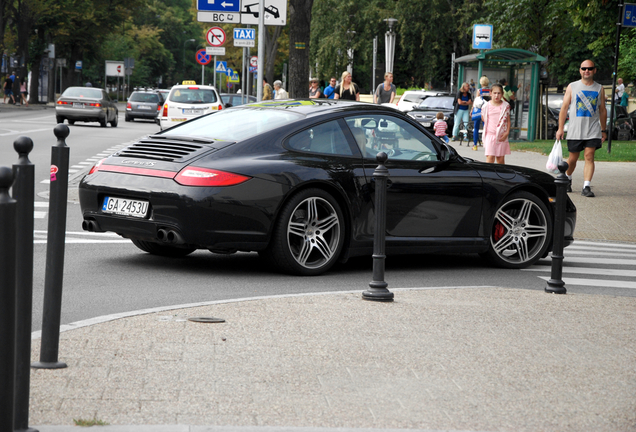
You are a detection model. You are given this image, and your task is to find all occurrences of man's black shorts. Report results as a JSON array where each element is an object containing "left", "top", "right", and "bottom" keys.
[{"left": 567, "top": 139, "right": 602, "bottom": 153}]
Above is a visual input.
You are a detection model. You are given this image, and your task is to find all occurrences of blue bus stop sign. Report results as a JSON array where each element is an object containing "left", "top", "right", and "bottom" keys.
[{"left": 623, "top": 4, "right": 636, "bottom": 27}]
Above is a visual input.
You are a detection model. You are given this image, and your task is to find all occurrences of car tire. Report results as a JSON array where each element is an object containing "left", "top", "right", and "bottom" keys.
[
  {"left": 482, "top": 191, "right": 552, "bottom": 269},
  {"left": 68, "top": 119, "right": 75, "bottom": 125},
  {"left": 264, "top": 188, "right": 345, "bottom": 276},
  {"left": 110, "top": 113, "right": 118, "bottom": 127},
  {"left": 56, "top": 116, "right": 64, "bottom": 124},
  {"left": 125, "top": 115, "right": 131, "bottom": 122},
  {"left": 131, "top": 239, "right": 196, "bottom": 257},
  {"left": 99, "top": 117, "right": 107, "bottom": 127}
]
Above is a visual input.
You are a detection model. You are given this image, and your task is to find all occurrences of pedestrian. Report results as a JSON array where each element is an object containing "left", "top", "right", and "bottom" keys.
[
  {"left": 262, "top": 78, "right": 273, "bottom": 100},
  {"left": 433, "top": 112, "right": 449, "bottom": 143},
  {"left": 273, "top": 80, "right": 288, "bottom": 99},
  {"left": 556, "top": 59, "right": 607, "bottom": 197},
  {"left": 469, "top": 79, "right": 476, "bottom": 99},
  {"left": 309, "top": 78, "right": 322, "bottom": 98},
  {"left": 470, "top": 76, "right": 490, "bottom": 150},
  {"left": 323, "top": 77, "right": 337, "bottom": 99},
  {"left": 334, "top": 71, "right": 360, "bottom": 101},
  {"left": 20, "top": 77, "right": 28, "bottom": 107},
  {"left": 620, "top": 88, "right": 629, "bottom": 107},
  {"left": 3, "top": 74, "right": 16, "bottom": 105},
  {"left": 481, "top": 83, "right": 511, "bottom": 164},
  {"left": 451, "top": 82, "right": 472, "bottom": 141},
  {"left": 615, "top": 77, "right": 624, "bottom": 102},
  {"left": 85, "top": 81, "right": 93, "bottom": 87},
  {"left": 373, "top": 72, "right": 396, "bottom": 104}
]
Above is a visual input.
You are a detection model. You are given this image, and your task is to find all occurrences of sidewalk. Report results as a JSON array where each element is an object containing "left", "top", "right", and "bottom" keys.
[{"left": 22, "top": 106, "right": 636, "bottom": 432}]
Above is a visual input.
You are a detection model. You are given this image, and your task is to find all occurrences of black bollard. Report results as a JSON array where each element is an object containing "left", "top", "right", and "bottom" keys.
[
  {"left": 0, "top": 166, "right": 17, "bottom": 432},
  {"left": 545, "top": 161, "right": 569, "bottom": 295},
  {"left": 33, "top": 125, "right": 70, "bottom": 370},
  {"left": 12, "top": 137, "right": 39, "bottom": 432},
  {"left": 363, "top": 152, "right": 394, "bottom": 302}
]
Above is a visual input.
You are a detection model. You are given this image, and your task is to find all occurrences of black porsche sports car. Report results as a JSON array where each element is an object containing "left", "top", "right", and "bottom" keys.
[{"left": 79, "top": 99, "right": 576, "bottom": 275}]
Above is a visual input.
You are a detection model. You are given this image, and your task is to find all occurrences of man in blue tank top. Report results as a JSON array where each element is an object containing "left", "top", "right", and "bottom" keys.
[{"left": 556, "top": 60, "right": 607, "bottom": 197}]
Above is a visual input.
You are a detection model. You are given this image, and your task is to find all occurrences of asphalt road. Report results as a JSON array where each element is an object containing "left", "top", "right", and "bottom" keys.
[{"left": 1, "top": 107, "right": 634, "bottom": 335}]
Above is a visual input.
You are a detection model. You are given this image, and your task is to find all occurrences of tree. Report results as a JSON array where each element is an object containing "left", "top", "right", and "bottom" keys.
[{"left": 288, "top": 0, "right": 313, "bottom": 97}]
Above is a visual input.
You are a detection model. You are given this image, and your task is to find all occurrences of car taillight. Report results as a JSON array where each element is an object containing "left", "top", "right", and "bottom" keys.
[
  {"left": 218, "top": 104, "right": 223, "bottom": 110},
  {"left": 127, "top": 102, "right": 131, "bottom": 109},
  {"left": 174, "top": 167, "right": 251, "bottom": 187},
  {"left": 56, "top": 100, "right": 69, "bottom": 105},
  {"left": 89, "top": 102, "right": 101, "bottom": 107},
  {"left": 157, "top": 104, "right": 161, "bottom": 111},
  {"left": 88, "top": 159, "right": 105, "bottom": 175},
  {"left": 162, "top": 104, "right": 168, "bottom": 117}
]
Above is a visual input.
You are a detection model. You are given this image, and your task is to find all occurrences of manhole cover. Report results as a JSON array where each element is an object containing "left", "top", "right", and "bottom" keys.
[{"left": 187, "top": 317, "right": 225, "bottom": 323}]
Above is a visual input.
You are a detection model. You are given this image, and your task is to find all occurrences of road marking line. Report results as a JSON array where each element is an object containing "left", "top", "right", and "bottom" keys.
[
  {"left": 546, "top": 256, "right": 636, "bottom": 266},
  {"left": 34, "top": 211, "right": 47, "bottom": 219},
  {"left": 564, "top": 250, "right": 636, "bottom": 258},
  {"left": 538, "top": 276, "right": 636, "bottom": 289},
  {"left": 524, "top": 265, "right": 636, "bottom": 278},
  {"left": 34, "top": 202, "right": 49, "bottom": 207},
  {"left": 572, "top": 240, "right": 636, "bottom": 250}
]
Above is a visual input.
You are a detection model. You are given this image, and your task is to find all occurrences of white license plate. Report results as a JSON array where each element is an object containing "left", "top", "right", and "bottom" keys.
[
  {"left": 102, "top": 197, "right": 149, "bottom": 218},
  {"left": 138, "top": 105, "right": 151, "bottom": 110},
  {"left": 182, "top": 109, "right": 203, "bottom": 115},
  {"left": 73, "top": 103, "right": 84, "bottom": 108},
  {"left": 423, "top": 122, "right": 431, "bottom": 127}
]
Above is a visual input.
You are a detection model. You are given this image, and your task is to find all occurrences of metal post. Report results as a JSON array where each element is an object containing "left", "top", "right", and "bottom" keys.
[
  {"left": 32, "top": 125, "right": 71, "bottom": 370},
  {"left": 362, "top": 152, "right": 394, "bottom": 302},
  {"left": 256, "top": 0, "right": 264, "bottom": 100},
  {"left": 450, "top": 52, "right": 455, "bottom": 94},
  {"left": 12, "top": 137, "right": 38, "bottom": 432},
  {"left": 213, "top": 55, "right": 217, "bottom": 87},
  {"left": 372, "top": 37, "right": 377, "bottom": 95},
  {"left": 384, "top": 19, "right": 397, "bottom": 74},
  {"left": 607, "top": 2, "right": 624, "bottom": 154},
  {"left": 0, "top": 166, "right": 17, "bottom": 431},
  {"left": 545, "top": 161, "right": 569, "bottom": 295}
]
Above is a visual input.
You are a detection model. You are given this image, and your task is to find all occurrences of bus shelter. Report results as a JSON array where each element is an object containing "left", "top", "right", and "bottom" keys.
[{"left": 454, "top": 48, "right": 547, "bottom": 141}]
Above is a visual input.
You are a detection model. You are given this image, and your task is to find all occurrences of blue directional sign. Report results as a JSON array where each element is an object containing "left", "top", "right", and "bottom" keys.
[
  {"left": 215, "top": 61, "right": 227, "bottom": 73},
  {"left": 623, "top": 3, "right": 636, "bottom": 27},
  {"left": 233, "top": 28, "right": 255, "bottom": 41},
  {"left": 472, "top": 24, "right": 492, "bottom": 50},
  {"left": 198, "top": 0, "right": 240, "bottom": 13},
  {"left": 226, "top": 68, "right": 234, "bottom": 77}
]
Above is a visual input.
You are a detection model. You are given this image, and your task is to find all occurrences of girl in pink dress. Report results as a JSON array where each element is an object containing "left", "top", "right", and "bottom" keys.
[{"left": 481, "top": 83, "right": 511, "bottom": 164}]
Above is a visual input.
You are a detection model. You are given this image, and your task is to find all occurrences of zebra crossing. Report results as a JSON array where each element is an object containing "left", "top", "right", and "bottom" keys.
[
  {"left": 33, "top": 230, "right": 130, "bottom": 244},
  {"left": 522, "top": 240, "right": 636, "bottom": 290},
  {"left": 39, "top": 144, "right": 128, "bottom": 184}
]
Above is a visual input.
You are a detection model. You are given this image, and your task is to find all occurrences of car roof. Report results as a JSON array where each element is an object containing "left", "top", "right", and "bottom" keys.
[{"left": 233, "top": 99, "right": 404, "bottom": 118}]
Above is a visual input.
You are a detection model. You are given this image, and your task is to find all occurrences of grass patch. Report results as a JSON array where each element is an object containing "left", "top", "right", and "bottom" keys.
[
  {"left": 73, "top": 417, "right": 109, "bottom": 426},
  {"left": 509, "top": 139, "right": 636, "bottom": 162}
]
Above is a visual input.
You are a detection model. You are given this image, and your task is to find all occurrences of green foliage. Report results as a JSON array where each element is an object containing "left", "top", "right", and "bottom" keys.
[{"left": 73, "top": 417, "right": 109, "bottom": 426}]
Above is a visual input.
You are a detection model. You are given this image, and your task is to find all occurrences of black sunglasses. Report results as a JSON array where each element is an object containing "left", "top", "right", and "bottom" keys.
[{"left": 580, "top": 67, "right": 595, "bottom": 71}]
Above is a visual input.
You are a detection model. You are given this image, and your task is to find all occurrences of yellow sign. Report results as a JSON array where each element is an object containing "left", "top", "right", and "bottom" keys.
[
  {"left": 182, "top": 80, "right": 197, "bottom": 85},
  {"left": 228, "top": 73, "right": 240, "bottom": 83}
]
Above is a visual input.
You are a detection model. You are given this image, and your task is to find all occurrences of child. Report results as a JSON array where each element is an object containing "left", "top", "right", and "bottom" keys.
[
  {"left": 481, "top": 83, "right": 511, "bottom": 164},
  {"left": 433, "top": 112, "right": 449, "bottom": 143}
]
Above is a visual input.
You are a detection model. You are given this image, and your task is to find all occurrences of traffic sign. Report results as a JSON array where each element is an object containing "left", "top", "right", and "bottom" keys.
[
  {"left": 472, "top": 24, "right": 492, "bottom": 49},
  {"left": 206, "top": 26, "right": 227, "bottom": 47},
  {"left": 241, "top": 0, "right": 286, "bottom": 25},
  {"left": 250, "top": 56, "right": 258, "bottom": 68},
  {"left": 249, "top": 66, "right": 257, "bottom": 73},
  {"left": 196, "top": 49, "right": 213, "bottom": 65},
  {"left": 198, "top": 0, "right": 240, "bottom": 13},
  {"left": 215, "top": 61, "right": 227, "bottom": 73},
  {"left": 229, "top": 72, "right": 240, "bottom": 83},
  {"left": 206, "top": 47, "right": 226, "bottom": 56},
  {"left": 623, "top": 4, "right": 636, "bottom": 27},
  {"left": 226, "top": 68, "right": 234, "bottom": 77},
  {"left": 233, "top": 28, "right": 255, "bottom": 47},
  {"left": 198, "top": 11, "right": 240, "bottom": 23}
]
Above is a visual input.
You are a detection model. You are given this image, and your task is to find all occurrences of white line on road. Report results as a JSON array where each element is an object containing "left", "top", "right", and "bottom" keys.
[
  {"left": 572, "top": 240, "right": 636, "bottom": 250},
  {"left": 538, "top": 276, "right": 636, "bottom": 289},
  {"left": 563, "top": 249, "right": 636, "bottom": 258},
  {"left": 523, "top": 265, "right": 636, "bottom": 278}
]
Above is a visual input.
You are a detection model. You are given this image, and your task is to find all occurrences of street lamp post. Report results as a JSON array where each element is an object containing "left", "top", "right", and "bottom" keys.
[
  {"left": 384, "top": 18, "right": 398, "bottom": 74},
  {"left": 346, "top": 30, "right": 356, "bottom": 75},
  {"left": 183, "top": 39, "right": 195, "bottom": 80}
]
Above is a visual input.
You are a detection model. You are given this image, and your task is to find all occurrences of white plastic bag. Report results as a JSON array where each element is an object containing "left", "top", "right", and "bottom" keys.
[{"left": 546, "top": 139, "right": 563, "bottom": 173}]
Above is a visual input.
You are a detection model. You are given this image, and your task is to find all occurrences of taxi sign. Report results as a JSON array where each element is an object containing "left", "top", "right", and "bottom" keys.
[{"left": 182, "top": 80, "right": 197, "bottom": 85}]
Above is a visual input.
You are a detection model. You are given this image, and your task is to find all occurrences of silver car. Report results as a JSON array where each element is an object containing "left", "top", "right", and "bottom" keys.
[
  {"left": 125, "top": 91, "right": 162, "bottom": 123},
  {"left": 56, "top": 87, "right": 118, "bottom": 127}
]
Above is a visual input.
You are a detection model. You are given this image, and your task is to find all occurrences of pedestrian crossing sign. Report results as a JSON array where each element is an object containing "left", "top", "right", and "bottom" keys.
[
  {"left": 215, "top": 61, "right": 227, "bottom": 73},
  {"left": 229, "top": 72, "right": 240, "bottom": 83}
]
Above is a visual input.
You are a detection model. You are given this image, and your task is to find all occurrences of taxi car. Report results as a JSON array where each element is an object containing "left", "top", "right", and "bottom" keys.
[{"left": 159, "top": 81, "right": 223, "bottom": 130}]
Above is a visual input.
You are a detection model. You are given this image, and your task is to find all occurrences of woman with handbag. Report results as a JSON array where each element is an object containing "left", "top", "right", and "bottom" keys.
[{"left": 481, "top": 83, "right": 511, "bottom": 164}]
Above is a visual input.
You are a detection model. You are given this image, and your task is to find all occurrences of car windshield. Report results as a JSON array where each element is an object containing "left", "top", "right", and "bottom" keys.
[
  {"left": 62, "top": 88, "right": 102, "bottom": 99},
  {"left": 417, "top": 97, "right": 454, "bottom": 110},
  {"left": 130, "top": 93, "right": 160, "bottom": 103},
  {"left": 169, "top": 88, "right": 218, "bottom": 104},
  {"left": 161, "top": 107, "right": 303, "bottom": 141}
]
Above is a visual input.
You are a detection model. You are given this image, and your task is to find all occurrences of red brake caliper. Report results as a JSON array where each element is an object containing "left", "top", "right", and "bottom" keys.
[{"left": 493, "top": 221, "right": 505, "bottom": 242}]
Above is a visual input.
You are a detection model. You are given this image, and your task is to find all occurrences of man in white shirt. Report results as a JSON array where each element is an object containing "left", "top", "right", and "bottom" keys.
[{"left": 615, "top": 78, "right": 624, "bottom": 101}]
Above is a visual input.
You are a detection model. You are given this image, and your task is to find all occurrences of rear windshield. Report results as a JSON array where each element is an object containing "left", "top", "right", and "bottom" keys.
[
  {"left": 169, "top": 88, "right": 218, "bottom": 104},
  {"left": 161, "top": 107, "right": 303, "bottom": 141},
  {"left": 62, "top": 88, "right": 102, "bottom": 99},
  {"left": 403, "top": 94, "right": 427, "bottom": 103},
  {"left": 129, "top": 92, "right": 160, "bottom": 103}
]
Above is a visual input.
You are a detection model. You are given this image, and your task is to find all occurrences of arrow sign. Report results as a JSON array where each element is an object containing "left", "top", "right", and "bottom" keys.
[
  {"left": 198, "top": 0, "right": 240, "bottom": 12},
  {"left": 226, "top": 68, "right": 234, "bottom": 77},
  {"left": 206, "top": 26, "right": 226, "bottom": 47}
]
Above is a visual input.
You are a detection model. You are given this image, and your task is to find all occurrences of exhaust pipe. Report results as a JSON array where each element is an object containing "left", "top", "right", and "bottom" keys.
[
  {"left": 82, "top": 220, "right": 102, "bottom": 232},
  {"left": 166, "top": 230, "right": 184, "bottom": 244},
  {"left": 157, "top": 229, "right": 168, "bottom": 242}
]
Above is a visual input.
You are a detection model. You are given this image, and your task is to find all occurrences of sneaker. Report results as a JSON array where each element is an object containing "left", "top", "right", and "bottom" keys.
[
  {"left": 472, "top": 145, "right": 478, "bottom": 151},
  {"left": 581, "top": 186, "right": 595, "bottom": 197},
  {"left": 566, "top": 179, "right": 572, "bottom": 193},
  {"left": 451, "top": 136, "right": 458, "bottom": 142}
]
